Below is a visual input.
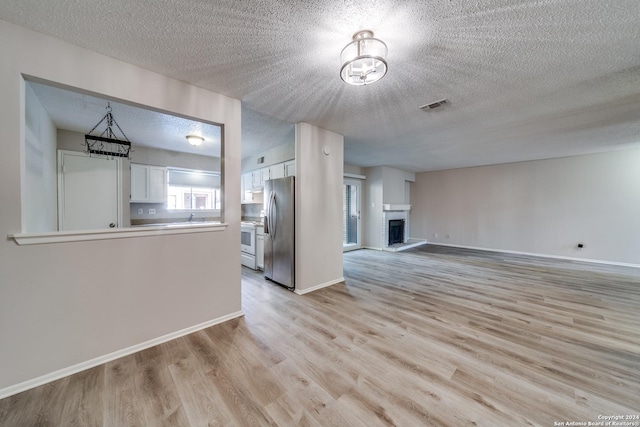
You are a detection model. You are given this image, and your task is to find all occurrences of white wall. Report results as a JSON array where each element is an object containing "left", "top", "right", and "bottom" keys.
[
  {"left": 363, "top": 166, "right": 384, "bottom": 249},
  {"left": 344, "top": 164, "right": 363, "bottom": 176},
  {"left": 382, "top": 166, "right": 415, "bottom": 204},
  {"left": 241, "top": 141, "right": 294, "bottom": 173},
  {"left": 24, "top": 83, "right": 57, "bottom": 232},
  {"left": 411, "top": 149, "right": 640, "bottom": 265},
  {"left": 295, "top": 122, "right": 344, "bottom": 293},
  {"left": 0, "top": 19, "right": 242, "bottom": 395}
]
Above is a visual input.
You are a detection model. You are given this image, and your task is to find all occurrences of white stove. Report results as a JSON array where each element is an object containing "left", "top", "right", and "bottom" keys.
[{"left": 241, "top": 222, "right": 257, "bottom": 269}]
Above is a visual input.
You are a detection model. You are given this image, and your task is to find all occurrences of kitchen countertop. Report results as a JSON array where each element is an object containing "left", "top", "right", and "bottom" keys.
[
  {"left": 131, "top": 217, "right": 218, "bottom": 227},
  {"left": 241, "top": 220, "right": 263, "bottom": 227},
  {"left": 241, "top": 217, "right": 264, "bottom": 227},
  {"left": 132, "top": 221, "right": 221, "bottom": 228}
]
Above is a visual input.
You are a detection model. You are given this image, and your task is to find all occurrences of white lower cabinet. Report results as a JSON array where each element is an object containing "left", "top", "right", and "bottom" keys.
[{"left": 256, "top": 225, "right": 264, "bottom": 270}]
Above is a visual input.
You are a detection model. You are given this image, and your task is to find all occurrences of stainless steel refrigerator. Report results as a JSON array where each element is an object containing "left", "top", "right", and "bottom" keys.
[{"left": 263, "top": 176, "right": 295, "bottom": 290}]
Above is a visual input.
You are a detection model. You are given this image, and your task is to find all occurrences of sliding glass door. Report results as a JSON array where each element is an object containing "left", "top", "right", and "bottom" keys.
[{"left": 343, "top": 179, "right": 361, "bottom": 251}]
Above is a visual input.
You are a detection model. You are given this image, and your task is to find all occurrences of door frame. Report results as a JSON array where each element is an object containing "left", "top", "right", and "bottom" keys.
[
  {"left": 57, "top": 149, "right": 123, "bottom": 230},
  {"left": 343, "top": 178, "right": 362, "bottom": 252}
]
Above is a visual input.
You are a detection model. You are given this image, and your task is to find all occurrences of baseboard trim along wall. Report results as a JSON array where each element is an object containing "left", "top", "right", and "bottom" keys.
[
  {"left": 295, "top": 277, "right": 345, "bottom": 295},
  {"left": 429, "top": 242, "right": 640, "bottom": 269},
  {"left": 0, "top": 311, "right": 244, "bottom": 400}
]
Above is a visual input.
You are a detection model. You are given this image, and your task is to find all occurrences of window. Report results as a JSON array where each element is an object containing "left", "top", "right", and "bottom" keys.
[
  {"left": 167, "top": 168, "right": 221, "bottom": 211},
  {"left": 22, "top": 78, "right": 224, "bottom": 234}
]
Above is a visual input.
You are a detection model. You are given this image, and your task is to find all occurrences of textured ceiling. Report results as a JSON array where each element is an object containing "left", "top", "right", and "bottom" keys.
[{"left": 2, "top": 0, "right": 639, "bottom": 172}]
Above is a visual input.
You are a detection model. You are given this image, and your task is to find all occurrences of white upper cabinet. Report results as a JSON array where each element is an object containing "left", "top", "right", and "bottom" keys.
[
  {"left": 269, "top": 163, "right": 285, "bottom": 180},
  {"left": 130, "top": 164, "right": 148, "bottom": 202},
  {"left": 242, "top": 172, "right": 257, "bottom": 203},
  {"left": 148, "top": 166, "right": 167, "bottom": 202},
  {"left": 285, "top": 160, "right": 296, "bottom": 177},
  {"left": 242, "top": 160, "right": 294, "bottom": 204},
  {"left": 242, "top": 173, "right": 253, "bottom": 193},
  {"left": 252, "top": 168, "right": 269, "bottom": 188},
  {"left": 130, "top": 163, "right": 167, "bottom": 203}
]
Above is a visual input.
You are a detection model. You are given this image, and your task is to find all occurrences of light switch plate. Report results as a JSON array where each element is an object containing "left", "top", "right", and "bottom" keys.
[{"left": 137, "top": 208, "right": 143, "bottom": 214}]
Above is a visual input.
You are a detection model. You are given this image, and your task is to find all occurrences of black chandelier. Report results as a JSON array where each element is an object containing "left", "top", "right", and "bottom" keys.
[{"left": 84, "top": 102, "right": 132, "bottom": 159}]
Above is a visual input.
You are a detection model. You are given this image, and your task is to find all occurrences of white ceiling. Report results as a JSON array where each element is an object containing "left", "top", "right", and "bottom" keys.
[{"left": 2, "top": 0, "right": 639, "bottom": 172}]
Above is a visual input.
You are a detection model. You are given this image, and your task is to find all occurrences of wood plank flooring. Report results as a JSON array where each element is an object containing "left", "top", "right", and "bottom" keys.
[{"left": 1, "top": 245, "right": 639, "bottom": 426}]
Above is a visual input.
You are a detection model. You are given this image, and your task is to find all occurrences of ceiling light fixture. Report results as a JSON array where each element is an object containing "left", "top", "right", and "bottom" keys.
[
  {"left": 186, "top": 135, "right": 204, "bottom": 146},
  {"left": 340, "top": 30, "right": 388, "bottom": 86}
]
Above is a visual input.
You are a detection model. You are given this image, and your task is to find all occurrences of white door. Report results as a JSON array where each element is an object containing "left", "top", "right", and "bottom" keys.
[
  {"left": 58, "top": 150, "right": 121, "bottom": 231},
  {"left": 343, "top": 179, "right": 361, "bottom": 251}
]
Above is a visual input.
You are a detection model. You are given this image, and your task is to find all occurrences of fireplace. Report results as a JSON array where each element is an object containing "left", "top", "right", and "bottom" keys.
[
  {"left": 381, "top": 205, "right": 426, "bottom": 252},
  {"left": 388, "top": 219, "right": 405, "bottom": 246}
]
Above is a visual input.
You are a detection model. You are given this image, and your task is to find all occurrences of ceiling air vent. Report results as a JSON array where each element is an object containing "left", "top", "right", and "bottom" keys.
[{"left": 419, "top": 98, "right": 448, "bottom": 111}]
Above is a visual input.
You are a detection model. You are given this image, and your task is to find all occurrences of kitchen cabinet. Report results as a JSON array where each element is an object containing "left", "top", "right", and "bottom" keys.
[
  {"left": 252, "top": 167, "right": 269, "bottom": 188},
  {"left": 243, "top": 168, "right": 269, "bottom": 191},
  {"left": 285, "top": 160, "right": 296, "bottom": 177},
  {"left": 242, "top": 172, "right": 253, "bottom": 190},
  {"left": 131, "top": 163, "right": 167, "bottom": 203},
  {"left": 242, "top": 172, "right": 264, "bottom": 204},
  {"left": 242, "top": 160, "right": 294, "bottom": 204},
  {"left": 256, "top": 225, "right": 264, "bottom": 270},
  {"left": 269, "top": 163, "right": 285, "bottom": 180}
]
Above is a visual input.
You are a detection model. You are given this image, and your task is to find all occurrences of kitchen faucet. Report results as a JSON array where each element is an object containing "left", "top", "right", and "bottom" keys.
[{"left": 189, "top": 213, "right": 195, "bottom": 222}]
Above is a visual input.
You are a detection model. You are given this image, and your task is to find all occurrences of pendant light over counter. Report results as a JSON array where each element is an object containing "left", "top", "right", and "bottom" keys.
[{"left": 340, "top": 30, "right": 388, "bottom": 86}]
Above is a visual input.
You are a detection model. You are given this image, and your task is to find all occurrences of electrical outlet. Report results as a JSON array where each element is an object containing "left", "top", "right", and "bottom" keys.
[
  {"left": 137, "top": 208, "right": 143, "bottom": 215},
  {"left": 149, "top": 208, "right": 156, "bottom": 214},
  {"left": 434, "top": 233, "right": 438, "bottom": 238},
  {"left": 446, "top": 234, "right": 451, "bottom": 239}
]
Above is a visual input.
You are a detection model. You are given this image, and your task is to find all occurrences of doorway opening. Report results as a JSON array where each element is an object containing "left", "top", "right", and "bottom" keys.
[{"left": 343, "top": 179, "right": 361, "bottom": 251}]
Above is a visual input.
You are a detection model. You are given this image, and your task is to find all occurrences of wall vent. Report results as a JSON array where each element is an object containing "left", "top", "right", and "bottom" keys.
[{"left": 419, "top": 98, "right": 448, "bottom": 111}]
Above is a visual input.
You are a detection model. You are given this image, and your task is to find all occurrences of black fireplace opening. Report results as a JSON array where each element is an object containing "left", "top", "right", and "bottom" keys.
[{"left": 388, "top": 219, "right": 405, "bottom": 246}]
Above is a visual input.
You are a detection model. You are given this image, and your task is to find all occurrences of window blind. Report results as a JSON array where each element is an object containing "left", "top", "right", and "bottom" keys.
[{"left": 168, "top": 168, "right": 220, "bottom": 188}]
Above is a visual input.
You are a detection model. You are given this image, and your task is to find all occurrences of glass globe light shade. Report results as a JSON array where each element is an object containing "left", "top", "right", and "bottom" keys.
[{"left": 340, "top": 30, "right": 388, "bottom": 86}]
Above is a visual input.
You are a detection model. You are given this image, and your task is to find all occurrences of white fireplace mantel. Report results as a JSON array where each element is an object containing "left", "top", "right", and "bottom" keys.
[{"left": 382, "top": 204, "right": 411, "bottom": 211}]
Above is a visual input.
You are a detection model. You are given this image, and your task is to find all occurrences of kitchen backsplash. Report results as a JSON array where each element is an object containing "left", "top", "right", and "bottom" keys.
[
  {"left": 242, "top": 203, "right": 263, "bottom": 221},
  {"left": 130, "top": 202, "right": 220, "bottom": 225}
]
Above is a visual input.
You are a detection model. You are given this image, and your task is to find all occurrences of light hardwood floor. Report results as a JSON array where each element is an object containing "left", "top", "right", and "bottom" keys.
[{"left": 1, "top": 245, "right": 640, "bottom": 426}]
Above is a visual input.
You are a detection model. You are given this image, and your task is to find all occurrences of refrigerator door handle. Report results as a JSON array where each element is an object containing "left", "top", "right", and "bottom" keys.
[
  {"left": 265, "top": 190, "right": 275, "bottom": 236},
  {"left": 269, "top": 192, "right": 277, "bottom": 238}
]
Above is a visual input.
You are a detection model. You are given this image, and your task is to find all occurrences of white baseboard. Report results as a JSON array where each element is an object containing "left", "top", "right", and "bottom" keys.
[
  {"left": 295, "top": 277, "right": 345, "bottom": 295},
  {"left": 427, "top": 242, "right": 640, "bottom": 269},
  {"left": 0, "top": 311, "right": 244, "bottom": 400}
]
